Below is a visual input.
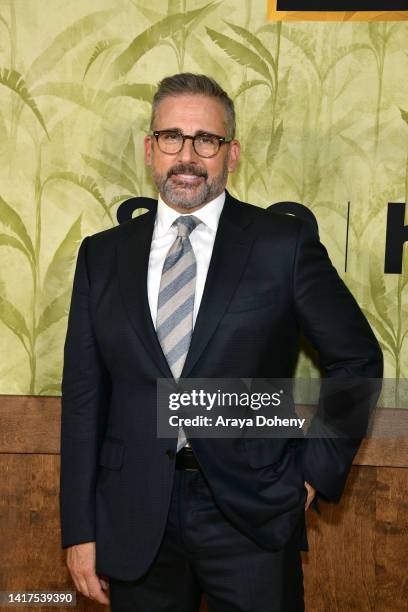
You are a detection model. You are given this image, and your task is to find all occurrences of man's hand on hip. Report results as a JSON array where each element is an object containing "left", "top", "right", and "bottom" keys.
[
  {"left": 304, "top": 481, "right": 316, "bottom": 511},
  {"left": 66, "top": 541, "right": 110, "bottom": 605}
]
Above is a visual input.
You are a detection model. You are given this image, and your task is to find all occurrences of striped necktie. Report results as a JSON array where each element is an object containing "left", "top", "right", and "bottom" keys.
[{"left": 156, "top": 215, "right": 202, "bottom": 451}]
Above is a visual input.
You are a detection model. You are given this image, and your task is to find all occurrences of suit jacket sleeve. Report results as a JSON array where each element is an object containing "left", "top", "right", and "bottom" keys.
[
  {"left": 292, "top": 219, "right": 383, "bottom": 502},
  {"left": 60, "top": 236, "right": 110, "bottom": 548}
]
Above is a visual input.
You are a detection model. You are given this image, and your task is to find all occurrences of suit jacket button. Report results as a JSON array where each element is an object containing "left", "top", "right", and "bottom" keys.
[{"left": 166, "top": 449, "right": 176, "bottom": 460}]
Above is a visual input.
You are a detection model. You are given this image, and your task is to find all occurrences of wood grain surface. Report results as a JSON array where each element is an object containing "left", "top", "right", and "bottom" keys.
[
  {"left": 1, "top": 456, "right": 407, "bottom": 611},
  {"left": 1, "top": 395, "right": 407, "bottom": 467},
  {"left": 0, "top": 395, "right": 407, "bottom": 611}
]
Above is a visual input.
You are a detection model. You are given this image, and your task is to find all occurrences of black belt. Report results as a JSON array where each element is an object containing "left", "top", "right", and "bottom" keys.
[{"left": 175, "top": 446, "right": 200, "bottom": 471}]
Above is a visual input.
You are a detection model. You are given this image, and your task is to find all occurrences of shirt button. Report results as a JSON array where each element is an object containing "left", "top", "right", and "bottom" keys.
[{"left": 166, "top": 449, "right": 176, "bottom": 460}]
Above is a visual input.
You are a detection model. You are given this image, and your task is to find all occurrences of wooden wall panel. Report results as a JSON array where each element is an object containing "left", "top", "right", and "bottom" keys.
[
  {"left": 303, "top": 467, "right": 377, "bottom": 611},
  {"left": 374, "top": 468, "right": 408, "bottom": 612},
  {"left": 0, "top": 396, "right": 60, "bottom": 454},
  {"left": 1, "top": 396, "right": 408, "bottom": 468},
  {"left": 0, "top": 454, "right": 96, "bottom": 611},
  {"left": 302, "top": 466, "right": 408, "bottom": 612},
  {"left": 1, "top": 457, "right": 407, "bottom": 611},
  {"left": 0, "top": 395, "right": 407, "bottom": 611}
]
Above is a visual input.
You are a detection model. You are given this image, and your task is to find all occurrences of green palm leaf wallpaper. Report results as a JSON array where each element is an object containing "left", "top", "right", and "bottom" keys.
[{"left": 0, "top": 1, "right": 406, "bottom": 401}]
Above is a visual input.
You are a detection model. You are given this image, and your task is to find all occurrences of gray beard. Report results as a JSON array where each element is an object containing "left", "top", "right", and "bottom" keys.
[{"left": 152, "top": 159, "right": 228, "bottom": 209}]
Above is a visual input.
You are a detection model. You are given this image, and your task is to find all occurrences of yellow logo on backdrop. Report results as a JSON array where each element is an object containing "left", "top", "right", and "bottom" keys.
[{"left": 267, "top": 0, "right": 408, "bottom": 20}]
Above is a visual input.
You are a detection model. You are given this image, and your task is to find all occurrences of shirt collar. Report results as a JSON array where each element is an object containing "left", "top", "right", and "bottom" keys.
[{"left": 155, "top": 191, "right": 226, "bottom": 238}]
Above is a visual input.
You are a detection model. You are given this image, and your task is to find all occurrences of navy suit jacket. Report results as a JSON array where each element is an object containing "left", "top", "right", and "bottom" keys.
[{"left": 60, "top": 191, "right": 383, "bottom": 580}]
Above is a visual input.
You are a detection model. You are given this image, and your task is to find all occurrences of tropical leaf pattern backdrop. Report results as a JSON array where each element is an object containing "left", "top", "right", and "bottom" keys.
[{"left": 0, "top": 1, "right": 407, "bottom": 402}]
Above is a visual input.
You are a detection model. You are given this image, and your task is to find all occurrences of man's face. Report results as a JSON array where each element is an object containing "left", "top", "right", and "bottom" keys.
[{"left": 144, "top": 94, "right": 240, "bottom": 212}]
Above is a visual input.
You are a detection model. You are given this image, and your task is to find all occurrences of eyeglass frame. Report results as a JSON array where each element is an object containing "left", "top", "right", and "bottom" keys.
[{"left": 151, "top": 129, "right": 233, "bottom": 158}]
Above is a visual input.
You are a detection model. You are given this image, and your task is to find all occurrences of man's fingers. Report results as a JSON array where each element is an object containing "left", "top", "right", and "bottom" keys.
[
  {"left": 67, "top": 565, "right": 90, "bottom": 598},
  {"left": 68, "top": 566, "right": 92, "bottom": 598},
  {"left": 76, "top": 575, "right": 90, "bottom": 599},
  {"left": 73, "top": 571, "right": 110, "bottom": 604},
  {"left": 65, "top": 544, "right": 109, "bottom": 603},
  {"left": 99, "top": 576, "right": 109, "bottom": 590},
  {"left": 69, "top": 575, "right": 82, "bottom": 595},
  {"left": 66, "top": 542, "right": 109, "bottom": 603},
  {"left": 304, "top": 481, "right": 316, "bottom": 511},
  {"left": 86, "top": 573, "right": 110, "bottom": 604}
]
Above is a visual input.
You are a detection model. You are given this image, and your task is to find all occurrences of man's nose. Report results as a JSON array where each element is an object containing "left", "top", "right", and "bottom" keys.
[{"left": 177, "top": 137, "right": 198, "bottom": 163}]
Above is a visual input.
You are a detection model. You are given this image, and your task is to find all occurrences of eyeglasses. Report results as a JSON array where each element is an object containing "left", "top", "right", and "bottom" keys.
[{"left": 152, "top": 129, "right": 232, "bottom": 158}]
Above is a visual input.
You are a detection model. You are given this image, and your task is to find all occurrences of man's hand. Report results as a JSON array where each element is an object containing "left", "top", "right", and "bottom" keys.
[
  {"left": 304, "top": 481, "right": 316, "bottom": 511},
  {"left": 66, "top": 541, "right": 110, "bottom": 605}
]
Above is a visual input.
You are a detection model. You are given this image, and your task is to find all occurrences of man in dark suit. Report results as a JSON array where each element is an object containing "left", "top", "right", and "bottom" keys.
[{"left": 60, "top": 73, "right": 383, "bottom": 611}]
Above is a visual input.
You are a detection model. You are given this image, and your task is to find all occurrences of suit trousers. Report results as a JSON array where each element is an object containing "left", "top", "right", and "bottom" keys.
[{"left": 109, "top": 466, "right": 305, "bottom": 612}]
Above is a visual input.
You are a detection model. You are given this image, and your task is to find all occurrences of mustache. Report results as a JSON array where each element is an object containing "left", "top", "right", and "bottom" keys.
[{"left": 167, "top": 164, "right": 208, "bottom": 180}]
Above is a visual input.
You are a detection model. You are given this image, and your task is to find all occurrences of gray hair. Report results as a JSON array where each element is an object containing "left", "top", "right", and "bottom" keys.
[{"left": 150, "top": 73, "right": 236, "bottom": 139}]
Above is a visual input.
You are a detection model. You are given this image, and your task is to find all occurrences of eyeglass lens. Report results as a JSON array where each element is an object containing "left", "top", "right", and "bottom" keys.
[{"left": 157, "top": 131, "right": 220, "bottom": 157}]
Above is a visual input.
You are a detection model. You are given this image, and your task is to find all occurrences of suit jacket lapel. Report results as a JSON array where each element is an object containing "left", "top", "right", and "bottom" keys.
[
  {"left": 180, "top": 191, "right": 256, "bottom": 378},
  {"left": 117, "top": 198, "right": 173, "bottom": 379},
  {"left": 117, "top": 191, "right": 257, "bottom": 380}
]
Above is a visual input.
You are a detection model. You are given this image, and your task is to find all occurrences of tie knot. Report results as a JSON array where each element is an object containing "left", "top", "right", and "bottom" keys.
[{"left": 173, "top": 215, "right": 202, "bottom": 238}]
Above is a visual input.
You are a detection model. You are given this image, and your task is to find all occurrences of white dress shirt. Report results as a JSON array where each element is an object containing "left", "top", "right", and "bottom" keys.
[{"left": 147, "top": 191, "right": 226, "bottom": 329}]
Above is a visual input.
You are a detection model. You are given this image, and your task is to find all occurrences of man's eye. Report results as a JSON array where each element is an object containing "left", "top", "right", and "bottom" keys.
[
  {"left": 162, "top": 132, "right": 179, "bottom": 142},
  {"left": 197, "top": 135, "right": 216, "bottom": 145}
]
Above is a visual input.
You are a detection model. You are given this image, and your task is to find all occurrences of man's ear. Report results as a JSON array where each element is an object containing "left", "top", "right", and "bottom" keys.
[
  {"left": 144, "top": 135, "right": 153, "bottom": 166},
  {"left": 227, "top": 139, "right": 240, "bottom": 172}
]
